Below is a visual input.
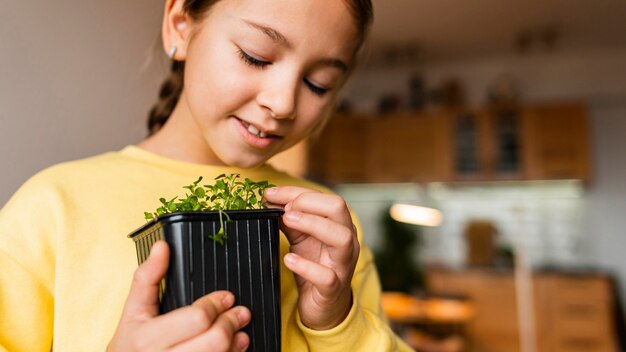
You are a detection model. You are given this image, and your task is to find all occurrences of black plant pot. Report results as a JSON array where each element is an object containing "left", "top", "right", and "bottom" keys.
[{"left": 128, "top": 209, "right": 283, "bottom": 352}]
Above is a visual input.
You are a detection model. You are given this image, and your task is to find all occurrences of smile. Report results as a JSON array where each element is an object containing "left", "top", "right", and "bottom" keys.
[
  {"left": 236, "top": 118, "right": 280, "bottom": 139},
  {"left": 232, "top": 117, "right": 282, "bottom": 149},
  {"left": 246, "top": 123, "right": 268, "bottom": 138}
]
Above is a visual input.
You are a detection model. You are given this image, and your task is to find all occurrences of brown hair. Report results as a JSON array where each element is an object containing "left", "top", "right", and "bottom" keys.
[{"left": 147, "top": 0, "right": 373, "bottom": 135}]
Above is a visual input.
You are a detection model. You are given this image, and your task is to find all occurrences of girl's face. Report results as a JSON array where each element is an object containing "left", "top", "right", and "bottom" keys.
[{"left": 170, "top": 0, "right": 360, "bottom": 167}]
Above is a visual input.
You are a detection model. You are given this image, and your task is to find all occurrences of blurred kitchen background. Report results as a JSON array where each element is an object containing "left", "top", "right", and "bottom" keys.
[{"left": 2, "top": 1, "right": 626, "bottom": 351}]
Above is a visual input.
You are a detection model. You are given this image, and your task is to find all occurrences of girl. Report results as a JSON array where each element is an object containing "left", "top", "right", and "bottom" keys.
[{"left": 0, "top": 0, "right": 412, "bottom": 350}]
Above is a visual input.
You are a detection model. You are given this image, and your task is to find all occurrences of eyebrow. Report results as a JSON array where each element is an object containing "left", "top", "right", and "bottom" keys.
[
  {"left": 242, "top": 19, "right": 349, "bottom": 72},
  {"left": 243, "top": 19, "right": 292, "bottom": 48},
  {"left": 319, "top": 58, "right": 349, "bottom": 72}
]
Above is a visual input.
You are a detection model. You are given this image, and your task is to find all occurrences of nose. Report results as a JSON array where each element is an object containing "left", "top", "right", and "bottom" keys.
[{"left": 256, "top": 76, "right": 298, "bottom": 120}]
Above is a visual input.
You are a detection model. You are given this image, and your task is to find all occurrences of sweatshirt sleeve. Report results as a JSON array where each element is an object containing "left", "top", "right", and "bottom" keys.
[
  {"left": 296, "top": 216, "right": 414, "bottom": 351},
  {"left": 0, "top": 174, "right": 58, "bottom": 351}
]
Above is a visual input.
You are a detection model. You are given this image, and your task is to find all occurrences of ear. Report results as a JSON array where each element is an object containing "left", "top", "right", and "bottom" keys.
[{"left": 162, "top": 0, "right": 193, "bottom": 60}]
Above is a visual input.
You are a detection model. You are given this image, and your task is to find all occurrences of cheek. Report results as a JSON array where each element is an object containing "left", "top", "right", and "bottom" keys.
[
  {"left": 212, "top": 56, "right": 254, "bottom": 95},
  {"left": 185, "top": 61, "right": 257, "bottom": 122},
  {"left": 293, "top": 102, "right": 333, "bottom": 137}
]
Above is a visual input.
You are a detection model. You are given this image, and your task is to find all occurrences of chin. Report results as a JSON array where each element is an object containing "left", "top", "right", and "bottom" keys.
[{"left": 223, "top": 155, "right": 270, "bottom": 169}]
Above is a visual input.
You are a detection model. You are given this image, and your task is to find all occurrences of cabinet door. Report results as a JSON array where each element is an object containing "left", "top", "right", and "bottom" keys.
[
  {"left": 534, "top": 275, "right": 617, "bottom": 352},
  {"left": 306, "top": 114, "right": 369, "bottom": 184},
  {"left": 449, "top": 108, "right": 524, "bottom": 181},
  {"left": 489, "top": 108, "right": 524, "bottom": 179},
  {"left": 308, "top": 112, "right": 451, "bottom": 184},
  {"left": 367, "top": 112, "right": 451, "bottom": 183},
  {"left": 449, "top": 111, "right": 488, "bottom": 181},
  {"left": 522, "top": 103, "right": 591, "bottom": 181},
  {"left": 427, "top": 270, "right": 522, "bottom": 352}
]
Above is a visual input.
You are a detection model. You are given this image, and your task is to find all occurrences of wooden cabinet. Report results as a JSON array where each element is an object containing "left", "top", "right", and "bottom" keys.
[
  {"left": 521, "top": 103, "right": 591, "bottom": 181},
  {"left": 427, "top": 269, "right": 522, "bottom": 351},
  {"left": 427, "top": 269, "right": 618, "bottom": 352},
  {"left": 534, "top": 275, "right": 617, "bottom": 352},
  {"left": 306, "top": 102, "right": 591, "bottom": 184},
  {"left": 448, "top": 107, "right": 525, "bottom": 181},
  {"left": 307, "top": 112, "right": 451, "bottom": 184},
  {"left": 307, "top": 114, "right": 370, "bottom": 184},
  {"left": 446, "top": 102, "right": 591, "bottom": 182},
  {"left": 367, "top": 112, "right": 451, "bottom": 183}
]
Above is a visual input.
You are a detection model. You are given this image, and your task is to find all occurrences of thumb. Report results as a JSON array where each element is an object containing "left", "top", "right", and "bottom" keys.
[{"left": 121, "top": 240, "right": 170, "bottom": 319}]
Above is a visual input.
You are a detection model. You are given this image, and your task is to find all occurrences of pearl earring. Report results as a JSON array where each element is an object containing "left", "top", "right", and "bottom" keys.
[{"left": 168, "top": 45, "right": 177, "bottom": 59}]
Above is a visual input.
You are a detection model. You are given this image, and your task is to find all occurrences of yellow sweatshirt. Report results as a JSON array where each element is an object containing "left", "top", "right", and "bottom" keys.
[{"left": 0, "top": 146, "right": 412, "bottom": 351}]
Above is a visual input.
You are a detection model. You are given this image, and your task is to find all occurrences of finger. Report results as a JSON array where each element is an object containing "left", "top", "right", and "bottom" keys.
[
  {"left": 283, "top": 211, "right": 358, "bottom": 262},
  {"left": 283, "top": 190, "right": 353, "bottom": 226},
  {"left": 231, "top": 331, "right": 250, "bottom": 352},
  {"left": 282, "top": 210, "right": 353, "bottom": 248},
  {"left": 284, "top": 252, "right": 341, "bottom": 296},
  {"left": 143, "top": 291, "right": 235, "bottom": 347},
  {"left": 121, "top": 241, "right": 170, "bottom": 319},
  {"left": 170, "top": 306, "right": 251, "bottom": 352},
  {"left": 265, "top": 187, "right": 353, "bottom": 229},
  {"left": 262, "top": 186, "right": 319, "bottom": 208}
]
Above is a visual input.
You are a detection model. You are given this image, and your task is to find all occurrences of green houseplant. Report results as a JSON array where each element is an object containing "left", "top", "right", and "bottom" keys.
[
  {"left": 129, "top": 174, "right": 282, "bottom": 352},
  {"left": 374, "top": 205, "right": 424, "bottom": 293}
]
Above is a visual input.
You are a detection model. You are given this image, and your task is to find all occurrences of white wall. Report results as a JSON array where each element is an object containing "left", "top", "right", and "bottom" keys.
[
  {"left": 345, "top": 48, "right": 626, "bottom": 110},
  {"left": 587, "top": 111, "right": 626, "bottom": 290},
  {"left": 1, "top": 0, "right": 167, "bottom": 205}
]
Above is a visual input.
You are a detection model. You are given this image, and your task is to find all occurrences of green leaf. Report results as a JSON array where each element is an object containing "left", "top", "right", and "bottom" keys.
[
  {"left": 195, "top": 187, "right": 205, "bottom": 198},
  {"left": 233, "top": 197, "right": 245, "bottom": 210},
  {"left": 143, "top": 174, "right": 274, "bottom": 244}
]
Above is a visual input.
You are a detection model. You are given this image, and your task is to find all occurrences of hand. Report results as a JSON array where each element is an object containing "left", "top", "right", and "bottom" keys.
[
  {"left": 264, "top": 186, "right": 359, "bottom": 330},
  {"left": 108, "top": 241, "right": 251, "bottom": 352}
]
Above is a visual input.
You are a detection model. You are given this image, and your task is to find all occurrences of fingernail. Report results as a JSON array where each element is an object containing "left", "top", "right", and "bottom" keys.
[
  {"left": 149, "top": 241, "right": 165, "bottom": 256},
  {"left": 237, "top": 308, "right": 251, "bottom": 324},
  {"left": 238, "top": 334, "right": 250, "bottom": 350},
  {"left": 265, "top": 187, "right": 277, "bottom": 195},
  {"left": 284, "top": 253, "right": 297, "bottom": 265},
  {"left": 222, "top": 293, "right": 234, "bottom": 307},
  {"left": 285, "top": 211, "right": 301, "bottom": 222}
]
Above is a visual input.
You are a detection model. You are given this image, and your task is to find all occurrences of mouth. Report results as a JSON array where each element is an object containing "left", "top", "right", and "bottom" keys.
[
  {"left": 236, "top": 118, "right": 282, "bottom": 139},
  {"left": 232, "top": 117, "right": 283, "bottom": 149}
]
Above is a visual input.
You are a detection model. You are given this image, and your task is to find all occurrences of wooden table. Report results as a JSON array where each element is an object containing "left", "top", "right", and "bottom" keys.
[{"left": 381, "top": 292, "right": 476, "bottom": 351}]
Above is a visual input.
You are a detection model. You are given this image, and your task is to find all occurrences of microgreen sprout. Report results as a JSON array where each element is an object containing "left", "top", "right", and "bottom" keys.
[{"left": 144, "top": 174, "right": 275, "bottom": 244}]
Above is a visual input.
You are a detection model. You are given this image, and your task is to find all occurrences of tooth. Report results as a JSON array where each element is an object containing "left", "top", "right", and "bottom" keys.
[
  {"left": 259, "top": 131, "right": 267, "bottom": 138},
  {"left": 247, "top": 124, "right": 260, "bottom": 136}
]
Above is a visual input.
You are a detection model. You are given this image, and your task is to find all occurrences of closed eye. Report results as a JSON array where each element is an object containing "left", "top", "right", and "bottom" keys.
[
  {"left": 238, "top": 47, "right": 329, "bottom": 96},
  {"left": 304, "top": 79, "right": 329, "bottom": 97},
  {"left": 238, "top": 48, "right": 270, "bottom": 68}
]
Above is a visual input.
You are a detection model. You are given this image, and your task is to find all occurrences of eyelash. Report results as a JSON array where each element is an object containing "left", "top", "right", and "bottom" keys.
[
  {"left": 238, "top": 48, "right": 270, "bottom": 68},
  {"left": 304, "top": 80, "right": 329, "bottom": 97},
  {"left": 237, "top": 48, "right": 330, "bottom": 97}
]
